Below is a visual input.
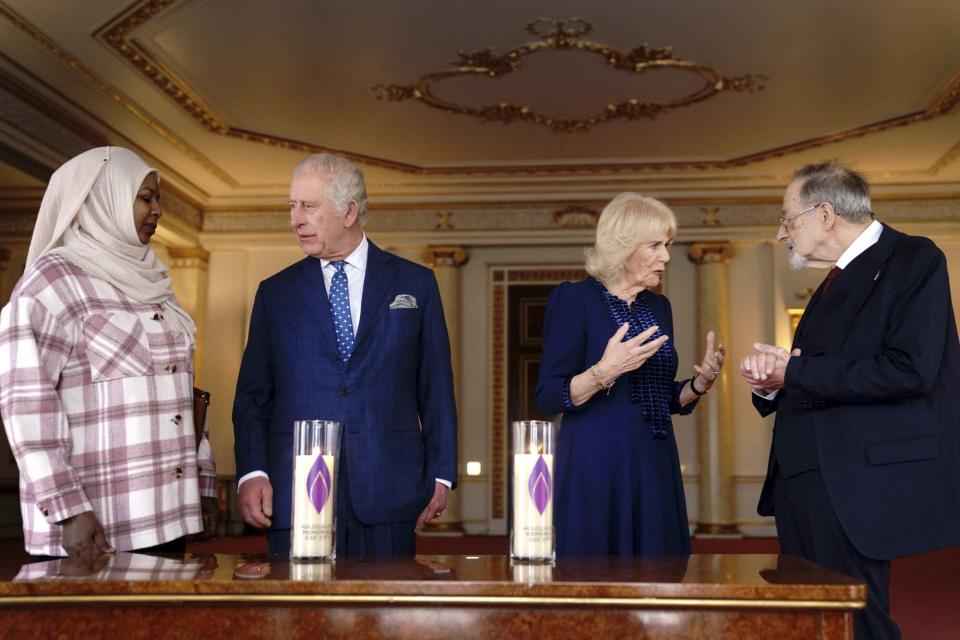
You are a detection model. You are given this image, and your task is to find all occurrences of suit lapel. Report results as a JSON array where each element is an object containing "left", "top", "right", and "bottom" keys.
[
  {"left": 823, "top": 224, "right": 899, "bottom": 354},
  {"left": 292, "top": 257, "right": 339, "bottom": 355},
  {"left": 353, "top": 242, "right": 398, "bottom": 353},
  {"left": 793, "top": 279, "right": 827, "bottom": 346}
]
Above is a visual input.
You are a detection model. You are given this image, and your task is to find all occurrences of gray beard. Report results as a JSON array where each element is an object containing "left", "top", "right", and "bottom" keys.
[{"left": 786, "top": 244, "right": 808, "bottom": 270}]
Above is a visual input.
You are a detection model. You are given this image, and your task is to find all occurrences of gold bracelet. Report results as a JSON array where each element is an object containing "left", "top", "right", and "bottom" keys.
[{"left": 590, "top": 364, "right": 615, "bottom": 395}]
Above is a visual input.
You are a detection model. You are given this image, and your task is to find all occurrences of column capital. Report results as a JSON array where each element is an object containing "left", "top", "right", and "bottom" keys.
[
  {"left": 167, "top": 246, "right": 211, "bottom": 269},
  {"left": 424, "top": 245, "right": 468, "bottom": 268},
  {"left": 687, "top": 241, "right": 734, "bottom": 264}
]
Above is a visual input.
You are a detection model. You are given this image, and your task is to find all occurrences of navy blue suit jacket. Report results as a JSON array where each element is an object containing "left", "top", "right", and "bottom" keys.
[
  {"left": 232, "top": 242, "right": 457, "bottom": 529},
  {"left": 755, "top": 225, "right": 960, "bottom": 560}
]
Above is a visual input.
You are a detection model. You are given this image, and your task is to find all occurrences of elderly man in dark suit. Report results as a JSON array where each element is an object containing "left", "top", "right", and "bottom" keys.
[
  {"left": 233, "top": 153, "right": 457, "bottom": 557},
  {"left": 739, "top": 162, "right": 960, "bottom": 639}
]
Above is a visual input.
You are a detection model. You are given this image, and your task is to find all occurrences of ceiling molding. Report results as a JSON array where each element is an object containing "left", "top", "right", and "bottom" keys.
[
  {"left": 371, "top": 17, "right": 766, "bottom": 134},
  {"left": 85, "top": 0, "right": 960, "bottom": 176},
  {"left": 0, "top": 1, "right": 237, "bottom": 189}
]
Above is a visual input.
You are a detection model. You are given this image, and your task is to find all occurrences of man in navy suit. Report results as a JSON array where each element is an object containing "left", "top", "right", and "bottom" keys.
[
  {"left": 740, "top": 162, "right": 960, "bottom": 639},
  {"left": 233, "top": 153, "right": 457, "bottom": 557}
]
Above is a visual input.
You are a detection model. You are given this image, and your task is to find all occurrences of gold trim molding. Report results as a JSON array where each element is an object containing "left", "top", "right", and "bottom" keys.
[
  {"left": 553, "top": 206, "right": 599, "bottom": 229},
  {"left": 688, "top": 242, "right": 735, "bottom": 264},
  {"left": 0, "top": 5, "right": 231, "bottom": 193},
  {"left": 3, "top": 1, "right": 959, "bottom": 176},
  {"left": 0, "top": 593, "right": 865, "bottom": 610},
  {"left": 424, "top": 245, "right": 468, "bottom": 268},
  {"left": 372, "top": 18, "right": 765, "bottom": 134}
]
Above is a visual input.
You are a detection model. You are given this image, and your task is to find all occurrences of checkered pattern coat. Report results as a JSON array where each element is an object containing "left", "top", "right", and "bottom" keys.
[{"left": 0, "top": 253, "right": 216, "bottom": 556}]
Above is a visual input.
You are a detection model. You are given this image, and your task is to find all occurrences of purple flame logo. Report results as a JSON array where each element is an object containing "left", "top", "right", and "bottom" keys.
[
  {"left": 527, "top": 455, "right": 552, "bottom": 515},
  {"left": 306, "top": 455, "right": 331, "bottom": 513}
]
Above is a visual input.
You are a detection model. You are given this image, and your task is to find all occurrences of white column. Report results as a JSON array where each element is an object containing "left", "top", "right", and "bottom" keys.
[
  {"left": 423, "top": 245, "right": 468, "bottom": 534},
  {"left": 167, "top": 247, "right": 210, "bottom": 384},
  {"left": 688, "top": 242, "right": 739, "bottom": 536}
]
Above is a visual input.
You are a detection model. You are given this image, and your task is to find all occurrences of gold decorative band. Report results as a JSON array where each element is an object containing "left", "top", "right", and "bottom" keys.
[{"left": 0, "top": 593, "right": 865, "bottom": 610}]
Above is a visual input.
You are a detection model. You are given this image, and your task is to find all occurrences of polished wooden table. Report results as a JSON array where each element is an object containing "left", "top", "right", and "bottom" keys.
[{"left": 0, "top": 553, "right": 863, "bottom": 639}]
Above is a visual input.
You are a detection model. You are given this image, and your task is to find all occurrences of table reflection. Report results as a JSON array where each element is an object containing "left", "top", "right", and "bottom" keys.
[{"left": 15, "top": 552, "right": 218, "bottom": 581}]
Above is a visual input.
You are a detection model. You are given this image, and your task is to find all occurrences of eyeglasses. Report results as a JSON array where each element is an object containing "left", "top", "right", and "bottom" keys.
[{"left": 779, "top": 202, "right": 824, "bottom": 229}]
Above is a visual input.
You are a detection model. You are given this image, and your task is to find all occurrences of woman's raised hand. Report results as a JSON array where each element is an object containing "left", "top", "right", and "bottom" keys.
[
  {"left": 598, "top": 322, "right": 669, "bottom": 379},
  {"left": 692, "top": 330, "right": 726, "bottom": 392}
]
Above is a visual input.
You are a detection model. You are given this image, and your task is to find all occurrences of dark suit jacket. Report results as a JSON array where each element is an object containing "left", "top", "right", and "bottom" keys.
[
  {"left": 232, "top": 241, "right": 457, "bottom": 530},
  {"left": 755, "top": 224, "right": 960, "bottom": 560}
]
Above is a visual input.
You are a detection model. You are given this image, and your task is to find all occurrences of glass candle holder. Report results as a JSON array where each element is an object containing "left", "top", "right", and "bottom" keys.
[
  {"left": 510, "top": 420, "right": 555, "bottom": 563},
  {"left": 290, "top": 419, "right": 340, "bottom": 561}
]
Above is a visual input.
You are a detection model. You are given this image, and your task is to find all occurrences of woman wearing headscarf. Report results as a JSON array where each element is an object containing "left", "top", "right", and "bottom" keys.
[
  {"left": 0, "top": 147, "right": 217, "bottom": 562},
  {"left": 536, "top": 192, "right": 725, "bottom": 556}
]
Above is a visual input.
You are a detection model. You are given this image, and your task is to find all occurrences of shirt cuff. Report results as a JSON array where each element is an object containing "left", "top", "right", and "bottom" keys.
[
  {"left": 435, "top": 478, "right": 452, "bottom": 489},
  {"left": 752, "top": 388, "right": 779, "bottom": 401},
  {"left": 42, "top": 487, "right": 94, "bottom": 525},
  {"left": 237, "top": 470, "right": 269, "bottom": 489}
]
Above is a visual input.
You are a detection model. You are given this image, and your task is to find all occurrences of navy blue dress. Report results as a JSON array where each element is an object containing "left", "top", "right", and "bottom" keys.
[{"left": 535, "top": 279, "right": 696, "bottom": 556}]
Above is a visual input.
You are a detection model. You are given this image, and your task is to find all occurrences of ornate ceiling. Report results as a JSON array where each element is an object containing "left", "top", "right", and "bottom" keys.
[{"left": 1, "top": 0, "right": 959, "bottom": 213}]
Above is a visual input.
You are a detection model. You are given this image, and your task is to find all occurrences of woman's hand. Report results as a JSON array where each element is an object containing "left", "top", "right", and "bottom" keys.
[
  {"left": 692, "top": 330, "right": 726, "bottom": 393},
  {"left": 60, "top": 511, "right": 114, "bottom": 570},
  {"left": 597, "top": 322, "right": 670, "bottom": 380}
]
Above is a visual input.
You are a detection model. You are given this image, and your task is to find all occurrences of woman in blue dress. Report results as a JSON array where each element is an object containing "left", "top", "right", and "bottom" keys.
[{"left": 535, "top": 193, "right": 726, "bottom": 556}]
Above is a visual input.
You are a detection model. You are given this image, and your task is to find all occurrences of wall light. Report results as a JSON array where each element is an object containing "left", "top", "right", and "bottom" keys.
[{"left": 466, "top": 461, "right": 482, "bottom": 476}]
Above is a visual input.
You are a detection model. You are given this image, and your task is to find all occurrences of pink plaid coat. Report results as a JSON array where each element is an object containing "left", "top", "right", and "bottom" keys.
[{"left": 0, "top": 254, "right": 216, "bottom": 556}]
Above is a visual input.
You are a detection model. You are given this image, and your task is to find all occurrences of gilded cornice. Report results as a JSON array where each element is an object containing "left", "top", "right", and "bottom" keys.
[
  {"left": 73, "top": 0, "right": 960, "bottom": 176},
  {"left": 0, "top": 51, "right": 211, "bottom": 201},
  {"left": 0, "top": 1, "right": 235, "bottom": 188},
  {"left": 2, "top": 0, "right": 959, "bottom": 185}
]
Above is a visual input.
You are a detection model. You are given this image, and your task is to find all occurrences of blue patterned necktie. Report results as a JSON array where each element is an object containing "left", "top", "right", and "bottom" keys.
[{"left": 329, "top": 261, "right": 355, "bottom": 363}]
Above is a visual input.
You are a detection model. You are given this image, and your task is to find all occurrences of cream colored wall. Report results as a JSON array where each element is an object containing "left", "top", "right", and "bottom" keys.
[{"left": 200, "top": 240, "right": 305, "bottom": 475}]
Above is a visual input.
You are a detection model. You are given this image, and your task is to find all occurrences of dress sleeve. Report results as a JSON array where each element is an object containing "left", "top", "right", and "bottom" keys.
[
  {"left": 658, "top": 295, "right": 699, "bottom": 416},
  {"left": 535, "top": 283, "right": 588, "bottom": 414},
  {"left": 0, "top": 295, "right": 93, "bottom": 523},
  {"left": 670, "top": 379, "right": 699, "bottom": 415}
]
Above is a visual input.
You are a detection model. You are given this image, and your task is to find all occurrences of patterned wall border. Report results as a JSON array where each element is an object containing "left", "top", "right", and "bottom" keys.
[
  {"left": 490, "top": 266, "right": 586, "bottom": 519},
  {"left": 201, "top": 197, "right": 960, "bottom": 235},
  {"left": 83, "top": 0, "right": 960, "bottom": 176}
]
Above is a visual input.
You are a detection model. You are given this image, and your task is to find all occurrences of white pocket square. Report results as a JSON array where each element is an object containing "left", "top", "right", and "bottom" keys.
[{"left": 389, "top": 294, "right": 418, "bottom": 309}]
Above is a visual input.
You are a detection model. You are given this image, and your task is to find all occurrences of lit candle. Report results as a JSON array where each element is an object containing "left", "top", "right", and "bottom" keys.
[
  {"left": 291, "top": 446, "right": 335, "bottom": 559},
  {"left": 512, "top": 449, "right": 554, "bottom": 561}
]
